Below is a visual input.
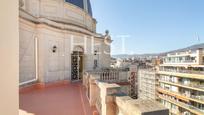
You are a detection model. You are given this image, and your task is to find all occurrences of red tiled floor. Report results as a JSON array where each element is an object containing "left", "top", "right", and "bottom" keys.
[{"left": 19, "top": 82, "right": 96, "bottom": 115}]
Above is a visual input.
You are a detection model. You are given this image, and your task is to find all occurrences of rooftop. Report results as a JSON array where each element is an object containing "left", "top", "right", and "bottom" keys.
[
  {"left": 132, "top": 99, "right": 168, "bottom": 113},
  {"left": 19, "top": 82, "right": 97, "bottom": 115},
  {"left": 116, "top": 96, "right": 168, "bottom": 113}
]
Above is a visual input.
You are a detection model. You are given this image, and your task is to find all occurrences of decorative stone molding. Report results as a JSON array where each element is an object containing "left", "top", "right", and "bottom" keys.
[
  {"left": 20, "top": 0, "right": 96, "bottom": 32},
  {"left": 19, "top": 9, "right": 100, "bottom": 37}
]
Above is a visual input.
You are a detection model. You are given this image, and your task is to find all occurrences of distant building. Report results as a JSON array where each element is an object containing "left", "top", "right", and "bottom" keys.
[
  {"left": 116, "top": 97, "right": 169, "bottom": 115},
  {"left": 138, "top": 68, "right": 157, "bottom": 100},
  {"left": 157, "top": 48, "right": 204, "bottom": 115}
]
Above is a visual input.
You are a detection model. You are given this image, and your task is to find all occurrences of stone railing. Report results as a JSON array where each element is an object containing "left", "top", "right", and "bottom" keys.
[
  {"left": 98, "top": 71, "right": 119, "bottom": 82},
  {"left": 86, "top": 81, "right": 169, "bottom": 115},
  {"left": 82, "top": 69, "right": 130, "bottom": 106},
  {"left": 85, "top": 69, "right": 129, "bottom": 83},
  {"left": 83, "top": 66, "right": 169, "bottom": 115}
]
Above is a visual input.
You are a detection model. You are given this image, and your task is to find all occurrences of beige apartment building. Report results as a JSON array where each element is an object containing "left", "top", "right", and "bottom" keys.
[
  {"left": 157, "top": 48, "right": 204, "bottom": 115},
  {"left": 138, "top": 68, "right": 157, "bottom": 100}
]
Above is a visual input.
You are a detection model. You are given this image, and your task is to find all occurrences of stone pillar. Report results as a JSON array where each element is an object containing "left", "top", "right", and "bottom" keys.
[
  {"left": 106, "top": 96, "right": 117, "bottom": 115},
  {"left": 89, "top": 76, "right": 98, "bottom": 106},
  {"left": 98, "top": 82, "right": 120, "bottom": 115}
]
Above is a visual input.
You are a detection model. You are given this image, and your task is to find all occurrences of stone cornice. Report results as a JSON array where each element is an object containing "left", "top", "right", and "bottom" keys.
[{"left": 19, "top": 9, "right": 104, "bottom": 39}]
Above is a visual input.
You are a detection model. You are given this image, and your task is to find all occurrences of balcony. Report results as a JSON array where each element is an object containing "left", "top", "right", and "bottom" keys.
[
  {"left": 167, "top": 51, "right": 197, "bottom": 57},
  {"left": 158, "top": 70, "right": 204, "bottom": 80},
  {"left": 83, "top": 69, "right": 132, "bottom": 98},
  {"left": 164, "top": 60, "right": 197, "bottom": 64},
  {"left": 158, "top": 94, "right": 204, "bottom": 115},
  {"left": 159, "top": 80, "right": 204, "bottom": 92},
  {"left": 157, "top": 87, "right": 204, "bottom": 105},
  {"left": 19, "top": 81, "right": 97, "bottom": 115},
  {"left": 159, "top": 68, "right": 204, "bottom": 75},
  {"left": 18, "top": 68, "right": 169, "bottom": 115},
  {"left": 157, "top": 87, "right": 189, "bottom": 102}
]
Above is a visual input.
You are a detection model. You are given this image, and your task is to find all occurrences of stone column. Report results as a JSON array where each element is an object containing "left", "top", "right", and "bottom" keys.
[
  {"left": 98, "top": 82, "right": 121, "bottom": 115},
  {"left": 89, "top": 74, "right": 102, "bottom": 107},
  {"left": 89, "top": 77, "right": 98, "bottom": 106}
]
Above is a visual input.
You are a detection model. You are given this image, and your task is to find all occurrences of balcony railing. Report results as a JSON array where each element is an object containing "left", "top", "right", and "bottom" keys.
[
  {"left": 159, "top": 94, "right": 204, "bottom": 115},
  {"left": 159, "top": 79, "right": 204, "bottom": 91},
  {"left": 167, "top": 51, "right": 197, "bottom": 57},
  {"left": 157, "top": 87, "right": 204, "bottom": 104},
  {"left": 159, "top": 68, "right": 204, "bottom": 75},
  {"left": 164, "top": 60, "right": 196, "bottom": 63}
]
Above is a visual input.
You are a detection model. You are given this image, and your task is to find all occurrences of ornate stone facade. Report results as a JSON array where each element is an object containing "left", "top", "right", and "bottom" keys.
[{"left": 19, "top": 0, "right": 111, "bottom": 84}]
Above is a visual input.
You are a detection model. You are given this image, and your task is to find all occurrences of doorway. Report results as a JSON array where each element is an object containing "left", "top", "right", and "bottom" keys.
[{"left": 71, "top": 51, "right": 83, "bottom": 81}]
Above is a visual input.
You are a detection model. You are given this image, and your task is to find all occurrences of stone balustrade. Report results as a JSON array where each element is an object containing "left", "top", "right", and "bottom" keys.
[
  {"left": 85, "top": 69, "right": 129, "bottom": 83},
  {"left": 83, "top": 67, "right": 169, "bottom": 115},
  {"left": 83, "top": 80, "right": 169, "bottom": 115}
]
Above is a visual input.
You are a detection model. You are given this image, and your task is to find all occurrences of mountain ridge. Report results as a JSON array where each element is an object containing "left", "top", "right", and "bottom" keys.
[{"left": 112, "top": 43, "right": 204, "bottom": 58}]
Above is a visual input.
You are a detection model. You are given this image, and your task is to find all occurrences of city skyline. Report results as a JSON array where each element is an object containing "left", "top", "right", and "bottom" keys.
[{"left": 92, "top": 0, "right": 204, "bottom": 55}]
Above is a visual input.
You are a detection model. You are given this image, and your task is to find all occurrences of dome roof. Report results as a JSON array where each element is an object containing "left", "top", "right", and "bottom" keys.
[{"left": 65, "top": 0, "right": 92, "bottom": 16}]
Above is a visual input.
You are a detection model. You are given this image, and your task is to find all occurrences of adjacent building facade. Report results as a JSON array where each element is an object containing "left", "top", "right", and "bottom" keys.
[
  {"left": 157, "top": 48, "right": 204, "bottom": 115},
  {"left": 138, "top": 68, "right": 157, "bottom": 100},
  {"left": 19, "top": 0, "right": 111, "bottom": 85}
]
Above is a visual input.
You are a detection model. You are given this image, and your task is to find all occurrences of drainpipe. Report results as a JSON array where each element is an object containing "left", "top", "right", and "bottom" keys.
[{"left": 19, "top": 36, "right": 38, "bottom": 86}]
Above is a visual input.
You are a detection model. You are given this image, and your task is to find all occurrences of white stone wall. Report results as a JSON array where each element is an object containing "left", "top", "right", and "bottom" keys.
[
  {"left": 19, "top": 0, "right": 111, "bottom": 84},
  {"left": 21, "top": 0, "right": 96, "bottom": 32},
  {"left": 19, "top": 20, "right": 36, "bottom": 83},
  {"left": 84, "top": 45, "right": 94, "bottom": 71},
  {"left": 38, "top": 30, "right": 67, "bottom": 82},
  {"left": 20, "top": 19, "right": 111, "bottom": 83},
  {"left": 37, "top": 25, "right": 75, "bottom": 82}
]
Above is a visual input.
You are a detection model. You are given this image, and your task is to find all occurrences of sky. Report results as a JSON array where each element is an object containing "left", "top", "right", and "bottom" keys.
[{"left": 91, "top": 0, "right": 204, "bottom": 55}]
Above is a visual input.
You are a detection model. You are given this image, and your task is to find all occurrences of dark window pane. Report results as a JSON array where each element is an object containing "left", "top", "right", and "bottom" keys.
[
  {"left": 65, "top": 0, "right": 84, "bottom": 9},
  {"left": 87, "top": 0, "right": 92, "bottom": 16}
]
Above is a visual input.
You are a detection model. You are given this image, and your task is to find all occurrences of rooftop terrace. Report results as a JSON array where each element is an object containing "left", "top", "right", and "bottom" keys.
[
  {"left": 19, "top": 66, "right": 169, "bottom": 115},
  {"left": 19, "top": 81, "right": 97, "bottom": 115}
]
